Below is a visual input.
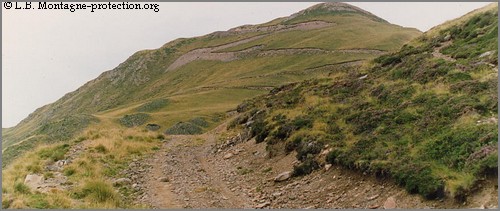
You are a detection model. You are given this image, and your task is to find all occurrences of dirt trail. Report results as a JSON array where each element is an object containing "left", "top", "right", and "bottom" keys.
[
  {"left": 145, "top": 147, "right": 183, "bottom": 209},
  {"left": 134, "top": 118, "right": 498, "bottom": 209},
  {"left": 136, "top": 122, "right": 252, "bottom": 208}
]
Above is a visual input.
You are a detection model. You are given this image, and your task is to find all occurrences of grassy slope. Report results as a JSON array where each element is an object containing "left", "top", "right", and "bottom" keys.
[
  {"left": 2, "top": 5, "right": 420, "bottom": 167},
  {"left": 229, "top": 4, "right": 497, "bottom": 200}
]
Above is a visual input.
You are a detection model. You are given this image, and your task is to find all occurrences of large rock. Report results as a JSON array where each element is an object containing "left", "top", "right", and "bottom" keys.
[
  {"left": 24, "top": 174, "right": 44, "bottom": 191},
  {"left": 383, "top": 197, "right": 397, "bottom": 209},
  {"left": 274, "top": 171, "right": 291, "bottom": 182}
]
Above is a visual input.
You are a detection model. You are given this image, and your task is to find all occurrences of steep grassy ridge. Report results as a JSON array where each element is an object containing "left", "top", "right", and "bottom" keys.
[{"left": 229, "top": 4, "right": 497, "bottom": 200}]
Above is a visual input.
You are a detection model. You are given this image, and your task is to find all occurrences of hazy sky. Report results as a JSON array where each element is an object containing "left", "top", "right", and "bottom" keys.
[{"left": 2, "top": 2, "right": 493, "bottom": 127}]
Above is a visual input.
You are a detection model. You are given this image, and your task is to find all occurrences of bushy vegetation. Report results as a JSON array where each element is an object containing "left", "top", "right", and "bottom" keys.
[
  {"left": 135, "top": 99, "right": 169, "bottom": 112},
  {"left": 119, "top": 113, "right": 151, "bottom": 127},
  {"left": 230, "top": 8, "right": 498, "bottom": 200},
  {"left": 72, "top": 180, "right": 119, "bottom": 205},
  {"left": 164, "top": 117, "right": 209, "bottom": 135},
  {"left": 38, "top": 143, "right": 70, "bottom": 162},
  {"left": 165, "top": 122, "right": 202, "bottom": 135},
  {"left": 441, "top": 10, "right": 498, "bottom": 63}
]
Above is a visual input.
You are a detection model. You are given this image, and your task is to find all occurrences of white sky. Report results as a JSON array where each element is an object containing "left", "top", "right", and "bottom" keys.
[{"left": 1, "top": 2, "right": 493, "bottom": 128}]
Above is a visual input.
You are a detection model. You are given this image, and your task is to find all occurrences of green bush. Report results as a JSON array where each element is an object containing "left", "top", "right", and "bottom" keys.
[
  {"left": 14, "top": 182, "right": 30, "bottom": 194},
  {"left": 250, "top": 119, "right": 270, "bottom": 143},
  {"left": 296, "top": 141, "right": 323, "bottom": 162},
  {"left": 189, "top": 117, "right": 209, "bottom": 128},
  {"left": 392, "top": 162, "right": 445, "bottom": 199},
  {"left": 119, "top": 113, "right": 151, "bottom": 127},
  {"left": 164, "top": 122, "right": 202, "bottom": 135},
  {"left": 292, "top": 115, "right": 313, "bottom": 129},
  {"left": 28, "top": 194, "right": 50, "bottom": 209},
  {"left": 292, "top": 159, "right": 320, "bottom": 177},
  {"left": 146, "top": 124, "right": 161, "bottom": 131},
  {"left": 375, "top": 54, "right": 402, "bottom": 66},
  {"left": 38, "top": 143, "right": 70, "bottom": 162},
  {"left": 285, "top": 135, "right": 303, "bottom": 153},
  {"left": 64, "top": 167, "right": 76, "bottom": 176},
  {"left": 75, "top": 181, "right": 118, "bottom": 204},
  {"left": 95, "top": 144, "right": 108, "bottom": 153},
  {"left": 136, "top": 99, "right": 169, "bottom": 112}
]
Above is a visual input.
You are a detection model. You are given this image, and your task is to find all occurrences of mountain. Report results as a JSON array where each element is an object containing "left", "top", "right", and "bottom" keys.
[
  {"left": 228, "top": 3, "right": 497, "bottom": 201},
  {"left": 2, "top": 3, "right": 498, "bottom": 209},
  {"left": 2, "top": 2, "right": 421, "bottom": 166}
]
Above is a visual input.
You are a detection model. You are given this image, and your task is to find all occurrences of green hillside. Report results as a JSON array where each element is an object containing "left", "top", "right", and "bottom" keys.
[
  {"left": 229, "top": 4, "right": 497, "bottom": 200},
  {"left": 2, "top": 3, "right": 420, "bottom": 166}
]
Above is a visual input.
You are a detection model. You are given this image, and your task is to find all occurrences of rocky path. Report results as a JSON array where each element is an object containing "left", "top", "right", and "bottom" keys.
[{"left": 133, "top": 120, "right": 498, "bottom": 209}]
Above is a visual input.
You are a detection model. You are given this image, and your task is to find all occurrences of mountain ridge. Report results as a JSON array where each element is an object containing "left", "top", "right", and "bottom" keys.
[{"left": 2, "top": 2, "right": 421, "bottom": 165}]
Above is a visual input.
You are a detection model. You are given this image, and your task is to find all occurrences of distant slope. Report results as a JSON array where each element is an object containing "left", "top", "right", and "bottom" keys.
[
  {"left": 228, "top": 3, "right": 497, "bottom": 200},
  {"left": 2, "top": 2, "right": 421, "bottom": 166}
]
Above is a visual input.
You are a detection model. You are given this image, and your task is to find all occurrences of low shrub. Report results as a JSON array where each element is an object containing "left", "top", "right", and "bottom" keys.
[
  {"left": 296, "top": 141, "right": 323, "bottom": 162},
  {"left": 119, "top": 113, "right": 151, "bottom": 127},
  {"left": 164, "top": 122, "right": 202, "bottom": 135},
  {"left": 146, "top": 124, "right": 161, "bottom": 131},
  {"left": 95, "top": 144, "right": 108, "bottom": 153},
  {"left": 135, "top": 99, "right": 169, "bottom": 112},
  {"left": 38, "top": 144, "right": 70, "bottom": 162},
  {"left": 292, "top": 159, "right": 320, "bottom": 177},
  {"left": 189, "top": 117, "right": 208, "bottom": 128},
  {"left": 14, "top": 182, "right": 30, "bottom": 194},
  {"left": 75, "top": 181, "right": 118, "bottom": 204},
  {"left": 64, "top": 167, "right": 76, "bottom": 176}
]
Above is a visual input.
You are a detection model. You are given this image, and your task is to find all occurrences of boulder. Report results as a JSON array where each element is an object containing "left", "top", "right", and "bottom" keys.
[
  {"left": 159, "top": 177, "right": 170, "bottom": 182},
  {"left": 24, "top": 174, "right": 44, "bottom": 190},
  {"left": 274, "top": 171, "right": 291, "bottom": 182},
  {"left": 383, "top": 197, "right": 397, "bottom": 209}
]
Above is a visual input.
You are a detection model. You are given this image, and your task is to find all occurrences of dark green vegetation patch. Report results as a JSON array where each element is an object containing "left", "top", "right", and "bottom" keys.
[
  {"left": 119, "top": 113, "right": 151, "bottom": 127},
  {"left": 135, "top": 99, "right": 169, "bottom": 112},
  {"left": 164, "top": 117, "right": 209, "bottom": 135}
]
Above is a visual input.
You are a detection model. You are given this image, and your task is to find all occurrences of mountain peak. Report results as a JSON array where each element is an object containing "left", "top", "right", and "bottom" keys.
[
  {"left": 306, "top": 2, "right": 366, "bottom": 13},
  {"left": 287, "top": 2, "right": 387, "bottom": 23}
]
